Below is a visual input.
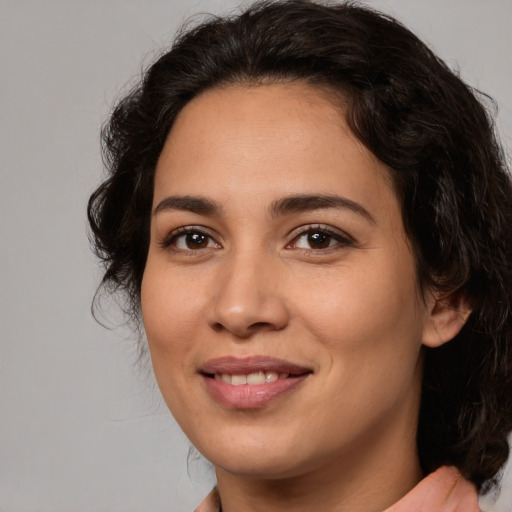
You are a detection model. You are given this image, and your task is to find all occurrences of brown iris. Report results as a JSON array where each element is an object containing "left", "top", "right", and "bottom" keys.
[
  {"left": 307, "top": 232, "right": 331, "bottom": 249},
  {"left": 186, "top": 233, "right": 209, "bottom": 249}
]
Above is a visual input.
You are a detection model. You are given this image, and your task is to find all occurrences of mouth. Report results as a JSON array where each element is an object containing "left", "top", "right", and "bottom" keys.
[
  {"left": 211, "top": 371, "right": 292, "bottom": 385},
  {"left": 200, "top": 356, "right": 312, "bottom": 409}
]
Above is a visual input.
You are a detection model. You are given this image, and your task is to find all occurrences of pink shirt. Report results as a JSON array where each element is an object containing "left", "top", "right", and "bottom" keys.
[{"left": 194, "top": 466, "right": 481, "bottom": 512}]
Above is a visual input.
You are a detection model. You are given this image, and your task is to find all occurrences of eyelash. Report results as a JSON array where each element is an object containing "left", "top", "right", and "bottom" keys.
[
  {"left": 287, "top": 224, "right": 354, "bottom": 253},
  {"left": 159, "top": 226, "right": 219, "bottom": 252},
  {"left": 159, "top": 224, "right": 354, "bottom": 254}
]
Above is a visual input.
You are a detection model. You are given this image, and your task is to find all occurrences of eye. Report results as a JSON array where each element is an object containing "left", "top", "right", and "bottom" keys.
[
  {"left": 288, "top": 226, "right": 353, "bottom": 251},
  {"left": 175, "top": 232, "right": 211, "bottom": 250},
  {"left": 161, "top": 227, "right": 220, "bottom": 252}
]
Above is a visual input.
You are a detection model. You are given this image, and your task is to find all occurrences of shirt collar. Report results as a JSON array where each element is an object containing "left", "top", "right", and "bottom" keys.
[{"left": 195, "top": 465, "right": 480, "bottom": 512}]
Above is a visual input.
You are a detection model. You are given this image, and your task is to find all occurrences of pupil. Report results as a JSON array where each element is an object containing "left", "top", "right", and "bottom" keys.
[
  {"left": 308, "top": 232, "right": 329, "bottom": 248},
  {"left": 186, "top": 233, "right": 207, "bottom": 249}
]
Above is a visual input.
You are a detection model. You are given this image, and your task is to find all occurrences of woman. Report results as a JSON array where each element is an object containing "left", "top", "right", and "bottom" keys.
[{"left": 88, "top": 1, "right": 512, "bottom": 510}]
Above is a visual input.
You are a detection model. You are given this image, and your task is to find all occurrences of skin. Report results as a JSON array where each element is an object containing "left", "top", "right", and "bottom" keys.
[{"left": 141, "top": 82, "right": 468, "bottom": 512}]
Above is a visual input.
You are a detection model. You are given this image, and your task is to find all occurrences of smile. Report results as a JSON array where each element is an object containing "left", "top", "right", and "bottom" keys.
[
  {"left": 213, "top": 371, "right": 290, "bottom": 385},
  {"left": 201, "top": 356, "right": 312, "bottom": 408}
]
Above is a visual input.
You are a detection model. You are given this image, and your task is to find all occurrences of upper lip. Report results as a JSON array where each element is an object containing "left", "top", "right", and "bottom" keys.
[{"left": 201, "top": 356, "right": 312, "bottom": 376}]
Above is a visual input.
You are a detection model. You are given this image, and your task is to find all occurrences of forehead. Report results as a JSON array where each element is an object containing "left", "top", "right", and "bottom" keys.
[{"left": 154, "top": 82, "right": 395, "bottom": 213}]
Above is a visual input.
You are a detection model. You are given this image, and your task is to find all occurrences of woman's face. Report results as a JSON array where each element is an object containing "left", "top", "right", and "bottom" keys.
[{"left": 141, "top": 83, "right": 435, "bottom": 479}]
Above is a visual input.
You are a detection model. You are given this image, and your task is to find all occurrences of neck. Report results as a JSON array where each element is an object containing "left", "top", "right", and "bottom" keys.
[{"left": 217, "top": 461, "right": 422, "bottom": 512}]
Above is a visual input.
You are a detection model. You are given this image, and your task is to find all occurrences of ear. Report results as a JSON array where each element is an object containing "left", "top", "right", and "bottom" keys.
[{"left": 422, "top": 292, "right": 472, "bottom": 348}]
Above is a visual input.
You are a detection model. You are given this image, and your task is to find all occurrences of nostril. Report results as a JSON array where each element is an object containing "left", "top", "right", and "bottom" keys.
[
  {"left": 211, "top": 322, "right": 224, "bottom": 333},
  {"left": 249, "top": 321, "right": 276, "bottom": 331},
  {"left": 210, "top": 320, "right": 284, "bottom": 337}
]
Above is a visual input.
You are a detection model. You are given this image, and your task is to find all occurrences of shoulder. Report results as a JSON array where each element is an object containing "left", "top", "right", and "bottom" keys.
[{"left": 384, "top": 466, "right": 481, "bottom": 512}]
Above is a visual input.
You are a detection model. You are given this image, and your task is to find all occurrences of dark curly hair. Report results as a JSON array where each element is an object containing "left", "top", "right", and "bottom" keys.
[{"left": 88, "top": 0, "right": 512, "bottom": 492}]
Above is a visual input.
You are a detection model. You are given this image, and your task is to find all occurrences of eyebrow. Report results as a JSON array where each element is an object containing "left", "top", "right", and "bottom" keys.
[
  {"left": 153, "top": 193, "right": 375, "bottom": 224},
  {"left": 270, "top": 194, "right": 376, "bottom": 224},
  {"left": 153, "top": 195, "right": 221, "bottom": 216}
]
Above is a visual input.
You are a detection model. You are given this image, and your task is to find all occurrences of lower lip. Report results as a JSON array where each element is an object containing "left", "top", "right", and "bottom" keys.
[{"left": 202, "top": 375, "right": 310, "bottom": 409}]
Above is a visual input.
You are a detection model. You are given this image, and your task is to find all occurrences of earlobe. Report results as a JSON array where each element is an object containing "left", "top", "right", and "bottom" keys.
[{"left": 422, "top": 293, "right": 472, "bottom": 348}]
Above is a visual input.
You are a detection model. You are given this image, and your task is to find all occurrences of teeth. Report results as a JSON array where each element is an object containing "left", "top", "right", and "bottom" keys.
[
  {"left": 214, "top": 371, "right": 290, "bottom": 385},
  {"left": 247, "top": 371, "right": 265, "bottom": 385},
  {"left": 265, "top": 371, "right": 278, "bottom": 383},
  {"left": 231, "top": 374, "right": 247, "bottom": 385}
]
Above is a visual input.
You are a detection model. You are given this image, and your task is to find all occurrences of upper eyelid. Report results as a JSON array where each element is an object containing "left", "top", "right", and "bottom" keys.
[
  {"left": 288, "top": 224, "right": 354, "bottom": 241},
  {"left": 160, "top": 225, "right": 220, "bottom": 247},
  {"left": 283, "top": 226, "right": 356, "bottom": 254}
]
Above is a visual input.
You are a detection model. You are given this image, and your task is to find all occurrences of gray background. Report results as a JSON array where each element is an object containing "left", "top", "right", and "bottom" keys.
[{"left": 1, "top": 0, "right": 511, "bottom": 510}]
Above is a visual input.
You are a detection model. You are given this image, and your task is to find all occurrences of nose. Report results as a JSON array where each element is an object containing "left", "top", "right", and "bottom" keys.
[{"left": 207, "top": 251, "right": 289, "bottom": 339}]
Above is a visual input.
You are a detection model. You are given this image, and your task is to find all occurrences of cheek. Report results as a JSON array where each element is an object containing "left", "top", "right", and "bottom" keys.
[
  {"left": 142, "top": 260, "right": 203, "bottom": 339},
  {"left": 296, "top": 262, "right": 424, "bottom": 415},
  {"left": 140, "top": 262, "right": 205, "bottom": 381},
  {"left": 294, "top": 260, "right": 423, "bottom": 348},
  {"left": 291, "top": 255, "right": 426, "bottom": 417},
  {"left": 140, "top": 265, "right": 205, "bottom": 421}
]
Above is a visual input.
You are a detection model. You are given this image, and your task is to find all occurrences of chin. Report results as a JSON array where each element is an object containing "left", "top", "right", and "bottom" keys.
[
  {"left": 215, "top": 452, "right": 311, "bottom": 480},
  {"left": 193, "top": 425, "right": 323, "bottom": 480}
]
